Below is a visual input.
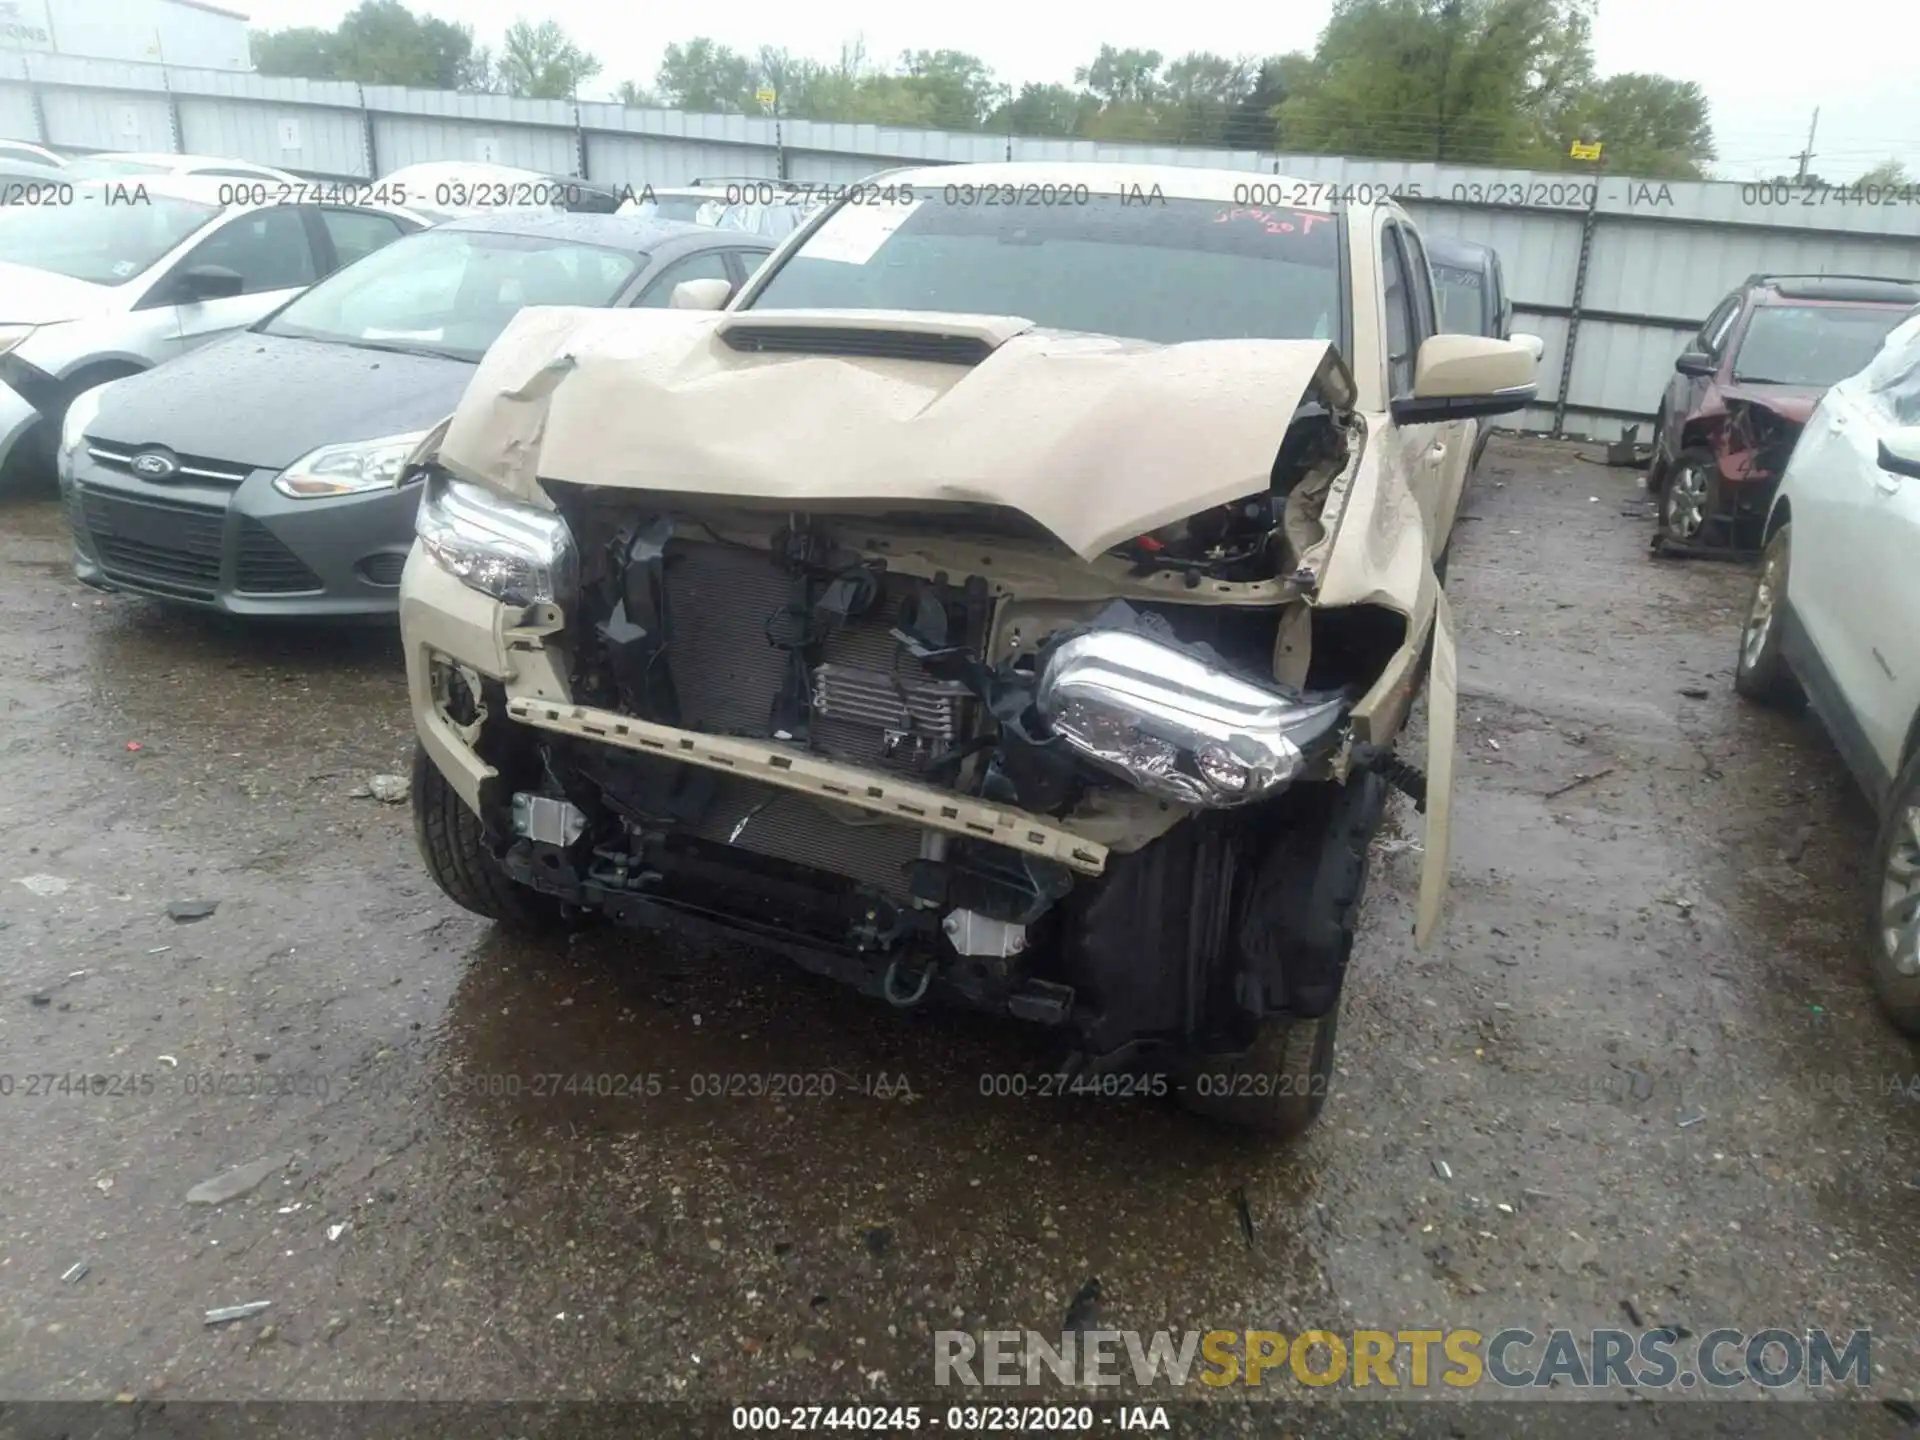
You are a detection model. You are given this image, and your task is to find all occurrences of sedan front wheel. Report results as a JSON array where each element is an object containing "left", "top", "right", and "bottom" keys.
[{"left": 1657, "top": 448, "right": 1717, "bottom": 547}]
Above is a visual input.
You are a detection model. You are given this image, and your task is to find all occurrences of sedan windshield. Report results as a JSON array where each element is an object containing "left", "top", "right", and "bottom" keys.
[
  {"left": 1432, "top": 263, "right": 1488, "bottom": 336},
  {"left": 62, "top": 156, "right": 172, "bottom": 180},
  {"left": 260, "top": 228, "right": 643, "bottom": 361},
  {"left": 1732, "top": 304, "right": 1912, "bottom": 387},
  {"left": 748, "top": 194, "right": 1342, "bottom": 345},
  {"left": 0, "top": 191, "right": 218, "bottom": 283}
]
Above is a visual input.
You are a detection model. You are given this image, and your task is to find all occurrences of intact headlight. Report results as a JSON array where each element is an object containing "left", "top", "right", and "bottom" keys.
[
  {"left": 0, "top": 325, "right": 37, "bottom": 358},
  {"left": 273, "top": 430, "right": 429, "bottom": 498},
  {"left": 58, "top": 382, "right": 111, "bottom": 484},
  {"left": 415, "top": 471, "right": 576, "bottom": 607},
  {"left": 1034, "top": 629, "right": 1347, "bottom": 807}
]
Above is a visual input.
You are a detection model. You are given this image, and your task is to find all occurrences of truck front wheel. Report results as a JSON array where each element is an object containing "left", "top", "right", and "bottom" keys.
[
  {"left": 411, "top": 743, "right": 566, "bottom": 930},
  {"left": 1177, "top": 1010, "right": 1339, "bottom": 1138},
  {"left": 1175, "top": 774, "right": 1383, "bottom": 1138}
]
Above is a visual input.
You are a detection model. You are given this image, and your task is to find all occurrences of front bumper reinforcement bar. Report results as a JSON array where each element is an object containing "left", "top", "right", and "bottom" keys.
[{"left": 503, "top": 697, "right": 1110, "bottom": 876}]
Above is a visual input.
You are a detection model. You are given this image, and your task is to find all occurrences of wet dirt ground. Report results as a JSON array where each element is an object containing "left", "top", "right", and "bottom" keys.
[{"left": 2, "top": 437, "right": 1918, "bottom": 1432}]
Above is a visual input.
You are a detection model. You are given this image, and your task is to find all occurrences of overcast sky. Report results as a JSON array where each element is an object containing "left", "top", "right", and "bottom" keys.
[{"left": 243, "top": 0, "right": 1920, "bottom": 181}]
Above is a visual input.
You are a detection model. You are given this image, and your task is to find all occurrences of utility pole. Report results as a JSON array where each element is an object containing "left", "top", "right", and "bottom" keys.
[{"left": 1793, "top": 107, "right": 1819, "bottom": 185}]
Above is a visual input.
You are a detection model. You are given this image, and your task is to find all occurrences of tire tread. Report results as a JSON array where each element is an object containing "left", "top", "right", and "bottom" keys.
[{"left": 411, "top": 744, "right": 551, "bottom": 926}]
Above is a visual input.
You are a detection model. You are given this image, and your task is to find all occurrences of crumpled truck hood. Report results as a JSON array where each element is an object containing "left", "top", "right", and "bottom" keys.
[{"left": 436, "top": 306, "right": 1356, "bottom": 562}]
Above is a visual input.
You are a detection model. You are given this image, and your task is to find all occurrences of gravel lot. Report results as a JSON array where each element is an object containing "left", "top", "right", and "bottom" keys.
[{"left": 2, "top": 436, "right": 1916, "bottom": 1435}]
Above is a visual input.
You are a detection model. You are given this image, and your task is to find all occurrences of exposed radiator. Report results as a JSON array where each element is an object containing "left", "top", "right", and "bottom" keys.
[
  {"left": 656, "top": 537, "right": 972, "bottom": 897},
  {"left": 661, "top": 539, "right": 972, "bottom": 773}
]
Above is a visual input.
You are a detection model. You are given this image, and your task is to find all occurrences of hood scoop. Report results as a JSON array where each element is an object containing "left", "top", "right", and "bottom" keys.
[{"left": 714, "top": 310, "right": 1035, "bottom": 367}]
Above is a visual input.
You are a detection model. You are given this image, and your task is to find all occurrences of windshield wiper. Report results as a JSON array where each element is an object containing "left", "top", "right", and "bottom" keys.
[{"left": 340, "top": 337, "right": 463, "bottom": 360}]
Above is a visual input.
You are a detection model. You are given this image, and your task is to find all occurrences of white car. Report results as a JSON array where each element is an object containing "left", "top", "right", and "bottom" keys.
[
  {"left": 617, "top": 184, "right": 817, "bottom": 240},
  {"left": 60, "top": 151, "right": 298, "bottom": 184},
  {"left": 1735, "top": 309, "right": 1920, "bottom": 1031},
  {"left": 0, "top": 140, "right": 63, "bottom": 169},
  {"left": 0, "top": 175, "right": 427, "bottom": 486},
  {"left": 376, "top": 161, "right": 629, "bottom": 218}
]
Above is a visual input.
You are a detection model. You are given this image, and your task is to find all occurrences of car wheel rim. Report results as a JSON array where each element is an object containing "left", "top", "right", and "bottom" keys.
[
  {"left": 1741, "top": 541, "right": 1784, "bottom": 671},
  {"left": 1667, "top": 464, "right": 1708, "bottom": 539},
  {"left": 1885, "top": 806, "right": 1920, "bottom": 978}
]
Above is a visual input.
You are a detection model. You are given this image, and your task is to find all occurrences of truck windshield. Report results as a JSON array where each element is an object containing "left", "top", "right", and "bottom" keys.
[{"left": 749, "top": 194, "right": 1343, "bottom": 346}]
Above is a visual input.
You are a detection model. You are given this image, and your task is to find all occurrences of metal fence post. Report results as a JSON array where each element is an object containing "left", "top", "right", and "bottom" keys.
[
  {"left": 358, "top": 84, "right": 377, "bottom": 179},
  {"left": 1552, "top": 177, "right": 1602, "bottom": 438},
  {"left": 26, "top": 78, "right": 49, "bottom": 148},
  {"left": 573, "top": 100, "right": 587, "bottom": 179},
  {"left": 161, "top": 67, "right": 182, "bottom": 152}
]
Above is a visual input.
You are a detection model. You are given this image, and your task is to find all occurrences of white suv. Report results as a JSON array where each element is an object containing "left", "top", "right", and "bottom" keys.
[
  {"left": 1735, "top": 310, "right": 1920, "bottom": 1030},
  {"left": 0, "top": 175, "right": 425, "bottom": 486}
]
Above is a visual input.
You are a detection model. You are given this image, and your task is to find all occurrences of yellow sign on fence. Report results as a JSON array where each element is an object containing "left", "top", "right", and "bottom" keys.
[
  {"left": 1569, "top": 140, "right": 1603, "bottom": 161},
  {"left": 755, "top": 87, "right": 777, "bottom": 105}
]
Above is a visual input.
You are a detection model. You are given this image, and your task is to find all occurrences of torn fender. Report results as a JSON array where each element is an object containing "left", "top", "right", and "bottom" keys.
[
  {"left": 1414, "top": 588, "right": 1457, "bottom": 950},
  {"left": 435, "top": 305, "right": 1357, "bottom": 561}
]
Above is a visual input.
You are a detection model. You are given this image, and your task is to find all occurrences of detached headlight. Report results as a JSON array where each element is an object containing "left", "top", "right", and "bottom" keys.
[
  {"left": 416, "top": 472, "right": 576, "bottom": 607},
  {"left": 1034, "top": 630, "right": 1347, "bottom": 807},
  {"left": 0, "top": 325, "right": 36, "bottom": 358},
  {"left": 273, "top": 430, "right": 429, "bottom": 498}
]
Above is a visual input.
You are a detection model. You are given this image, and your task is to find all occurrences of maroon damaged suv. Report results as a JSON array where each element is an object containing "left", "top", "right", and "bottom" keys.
[{"left": 1649, "top": 273, "right": 1919, "bottom": 555}]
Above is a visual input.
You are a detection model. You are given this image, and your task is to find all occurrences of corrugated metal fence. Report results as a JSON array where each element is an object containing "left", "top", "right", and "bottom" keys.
[{"left": 6, "top": 48, "right": 1920, "bottom": 439}]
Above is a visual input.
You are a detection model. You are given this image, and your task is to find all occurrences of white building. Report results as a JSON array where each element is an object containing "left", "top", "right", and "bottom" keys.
[{"left": 0, "top": 0, "right": 251, "bottom": 71}]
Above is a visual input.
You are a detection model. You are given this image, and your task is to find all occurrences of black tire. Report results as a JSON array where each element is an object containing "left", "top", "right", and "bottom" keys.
[
  {"left": 1656, "top": 446, "right": 1718, "bottom": 548},
  {"left": 1176, "top": 779, "right": 1380, "bottom": 1139},
  {"left": 1733, "top": 524, "right": 1802, "bottom": 707},
  {"left": 1646, "top": 405, "right": 1670, "bottom": 487},
  {"left": 411, "top": 743, "right": 563, "bottom": 929},
  {"left": 1178, "top": 1009, "right": 1339, "bottom": 1140},
  {"left": 1869, "top": 751, "right": 1920, "bottom": 1037}
]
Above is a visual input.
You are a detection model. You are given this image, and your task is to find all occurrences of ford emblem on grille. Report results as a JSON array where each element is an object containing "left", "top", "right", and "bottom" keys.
[{"left": 130, "top": 450, "right": 179, "bottom": 479}]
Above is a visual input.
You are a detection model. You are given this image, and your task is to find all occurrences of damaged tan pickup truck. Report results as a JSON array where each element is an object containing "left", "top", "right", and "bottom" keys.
[{"left": 396, "top": 162, "right": 1538, "bottom": 1136}]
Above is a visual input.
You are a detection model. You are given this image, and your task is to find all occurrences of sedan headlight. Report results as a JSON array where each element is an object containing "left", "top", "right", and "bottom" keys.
[
  {"left": 273, "top": 430, "right": 429, "bottom": 498},
  {"left": 1034, "top": 630, "right": 1347, "bottom": 807},
  {"left": 58, "top": 382, "right": 111, "bottom": 484},
  {"left": 416, "top": 472, "right": 576, "bottom": 607},
  {"left": 0, "top": 325, "right": 36, "bottom": 358}
]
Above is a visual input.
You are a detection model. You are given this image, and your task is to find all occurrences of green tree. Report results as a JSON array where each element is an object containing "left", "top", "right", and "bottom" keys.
[
  {"left": 614, "top": 79, "right": 652, "bottom": 107},
  {"left": 1856, "top": 158, "right": 1911, "bottom": 188},
  {"left": 898, "top": 49, "right": 1004, "bottom": 130},
  {"left": 656, "top": 38, "right": 757, "bottom": 113},
  {"left": 1545, "top": 72, "right": 1714, "bottom": 177},
  {"left": 1160, "top": 52, "right": 1254, "bottom": 145},
  {"left": 495, "top": 18, "right": 600, "bottom": 99},
  {"left": 1279, "top": 0, "right": 1596, "bottom": 165},
  {"left": 251, "top": 0, "right": 482, "bottom": 89},
  {"left": 987, "top": 82, "right": 1091, "bottom": 137},
  {"left": 754, "top": 46, "right": 810, "bottom": 115},
  {"left": 1075, "top": 46, "right": 1166, "bottom": 107},
  {"left": 1223, "top": 54, "right": 1304, "bottom": 149}
]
